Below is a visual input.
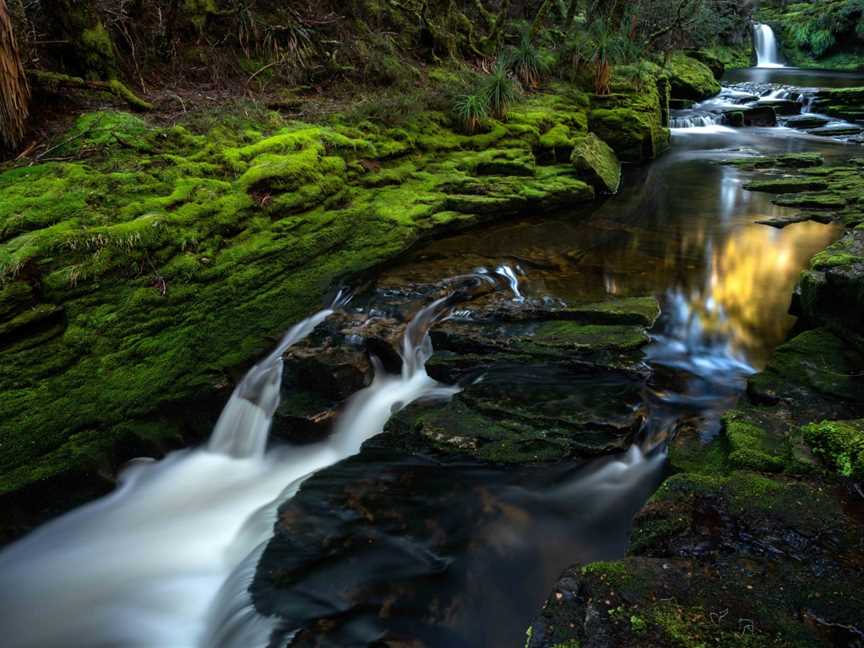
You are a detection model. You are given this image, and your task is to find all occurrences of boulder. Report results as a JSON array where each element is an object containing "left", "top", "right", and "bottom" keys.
[
  {"left": 784, "top": 114, "right": 830, "bottom": 129},
  {"left": 663, "top": 53, "right": 721, "bottom": 101},
  {"left": 570, "top": 133, "right": 621, "bottom": 194},
  {"left": 722, "top": 105, "right": 777, "bottom": 127},
  {"left": 757, "top": 98, "right": 801, "bottom": 115}
]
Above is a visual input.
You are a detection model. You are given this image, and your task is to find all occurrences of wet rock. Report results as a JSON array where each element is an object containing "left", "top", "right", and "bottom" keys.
[
  {"left": 757, "top": 98, "right": 802, "bottom": 116},
  {"left": 744, "top": 177, "right": 829, "bottom": 193},
  {"left": 724, "top": 152, "right": 823, "bottom": 169},
  {"left": 784, "top": 114, "right": 830, "bottom": 129},
  {"left": 755, "top": 212, "right": 835, "bottom": 228},
  {"left": 808, "top": 125, "right": 864, "bottom": 137},
  {"left": 809, "top": 87, "right": 864, "bottom": 122},
  {"left": 796, "top": 229, "right": 864, "bottom": 338},
  {"left": 722, "top": 105, "right": 777, "bottom": 127},
  {"left": 528, "top": 437, "right": 864, "bottom": 648},
  {"left": 570, "top": 133, "right": 622, "bottom": 194},
  {"left": 747, "top": 327, "right": 864, "bottom": 407}
]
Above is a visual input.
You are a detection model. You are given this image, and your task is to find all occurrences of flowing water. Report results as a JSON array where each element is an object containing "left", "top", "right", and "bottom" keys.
[
  {"left": 754, "top": 23, "right": 784, "bottom": 68},
  {"left": 0, "top": 65, "right": 861, "bottom": 647}
]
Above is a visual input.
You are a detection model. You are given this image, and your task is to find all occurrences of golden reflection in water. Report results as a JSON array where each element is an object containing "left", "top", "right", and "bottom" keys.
[{"left": 687, "top": 221, "right": 840, "bottom": 365}]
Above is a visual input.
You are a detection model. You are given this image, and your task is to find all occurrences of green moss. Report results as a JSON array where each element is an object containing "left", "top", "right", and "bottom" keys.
[
  {"left": 724, "top": 417, "right": 787, "bottom": 473},
  {"left": 802, "top": 419, "right": 864, "bottom": 478},
  {"left": 663, "top": 53, "right": 721, "bottom": 101},
  {"left": 79, "top": 21, "right": 117, "bottom": 79},
  {"left": 533, "top": 321, "right": 649, "bottom": 351},
  {"left": 744, "top": 177, "right": 829, "bottom": 193},
  {"left": 570, "top": 133, "right": 621, "bottom": 194}
]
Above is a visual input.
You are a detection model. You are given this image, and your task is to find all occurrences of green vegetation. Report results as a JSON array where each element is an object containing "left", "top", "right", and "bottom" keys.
[{"left": 759, "top": 0, "right": 864, "bottom": 70}]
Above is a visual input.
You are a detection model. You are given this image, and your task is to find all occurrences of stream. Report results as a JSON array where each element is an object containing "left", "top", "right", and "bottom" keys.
[{"left": 0, "top": 62, "right": 861, "bottom": 648}]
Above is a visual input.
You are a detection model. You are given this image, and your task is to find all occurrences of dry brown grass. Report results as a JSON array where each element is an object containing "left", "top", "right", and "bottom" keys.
[{"left": 0, "top": 0, "right": 29, "bottom": 150}]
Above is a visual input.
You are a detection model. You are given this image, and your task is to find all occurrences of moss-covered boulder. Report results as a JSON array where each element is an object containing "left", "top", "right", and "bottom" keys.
[
  {"left": 796, "top": 229, "right": 864, "bottom": 337},
  {"left": 803, "top": 419, "right": 864, "bottom": 479},
  {"left": 663, "top": 53, "right": 721, "bottom": 101},
  {"left": 589, "top": 84, "right": 670, "bottom": 164},
  {"left": 809, "top": 87, "right": 864, "bottom": 122},
  {"left": 570, "top": 133, "right": 621, "bottom": 194}
]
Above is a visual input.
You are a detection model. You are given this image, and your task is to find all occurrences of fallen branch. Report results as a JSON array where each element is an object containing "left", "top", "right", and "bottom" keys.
[{"left": 26, "top": 70, "right": 153, "bottom": 111}]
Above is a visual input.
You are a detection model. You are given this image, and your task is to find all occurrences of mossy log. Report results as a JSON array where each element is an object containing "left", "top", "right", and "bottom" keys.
[{"left": 27, "top": 70, "right": 153, "bottom": 111}]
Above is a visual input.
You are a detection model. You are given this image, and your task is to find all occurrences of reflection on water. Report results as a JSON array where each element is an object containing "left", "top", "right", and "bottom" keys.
[
  {"left": 724, "top": 67, "right": 864, "bottom": 88},
  {"left": 379, "top": 153, "right": 842, "bottom": 370}
]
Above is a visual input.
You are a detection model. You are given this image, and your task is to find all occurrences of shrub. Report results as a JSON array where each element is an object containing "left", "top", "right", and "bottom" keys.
[
  {"left": 452, "top": 93, "right": 489, "bottom": 133},
  {"left": 481, "top": 60, "right": 520, "bottom": 119},
  {"left": 506, "top": 29, "right": 549, "bottom": 89}
]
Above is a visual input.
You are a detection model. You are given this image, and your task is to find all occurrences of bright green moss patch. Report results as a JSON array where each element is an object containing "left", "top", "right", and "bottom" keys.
[
  {"left": 723, "top": 415, "right": 787, "bottom": 473},
  {"left": 803, "top": 419, "right": 864, "bottom": 479},
  {"left": 663, "top": 53, "right": 721, "bottom": 101}
]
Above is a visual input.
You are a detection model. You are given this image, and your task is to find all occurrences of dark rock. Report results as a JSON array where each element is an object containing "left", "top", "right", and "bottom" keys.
[
  {"left": 755, "top": 212, "right": 835, "bottom": 228},
  {"left": 757, "top": 99, "right": 802, "bottom": 116},
  {"left": 783, "top": 114, "right": 830, "bottom": 129},
  {"left": 722, "top": 105, "right": 777, "bottom": 127},
  {"left": 808, "top": 125, "right": 864, "bottom": 137}
]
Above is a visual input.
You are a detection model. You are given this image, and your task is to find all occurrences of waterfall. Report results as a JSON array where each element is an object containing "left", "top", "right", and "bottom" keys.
[
  {"left": 754, "top": 23, "right": 784, "bottom": 68},
  {"left": 0, "top": 273, "right": 505, "bottom": 648},
  {"left": 670, "top": 113, "right": 722, "bottom": 129}
]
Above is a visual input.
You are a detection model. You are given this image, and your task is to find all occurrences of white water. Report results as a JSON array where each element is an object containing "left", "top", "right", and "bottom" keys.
[
  {"left": 0, "top": 291, "right": 465, "bottom": 648},
  {"left": 670, "top": 113, "right": 723, "bottom": 129},
  {"left": 754, "top": 23, "right": 784, "bottom": 68}
]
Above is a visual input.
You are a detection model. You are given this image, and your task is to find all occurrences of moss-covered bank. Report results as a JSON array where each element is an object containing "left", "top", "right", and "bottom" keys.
[{"left": 0, "top": 79, "right": 669, "bottom": 520}]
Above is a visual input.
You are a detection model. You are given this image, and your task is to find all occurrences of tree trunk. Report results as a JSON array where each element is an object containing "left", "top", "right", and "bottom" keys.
[{"left": 0, "top": 0, "right": 29, "bottom": 150}]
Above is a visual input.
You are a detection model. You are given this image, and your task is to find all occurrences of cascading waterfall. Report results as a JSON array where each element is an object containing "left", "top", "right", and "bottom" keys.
[
  {"left": 0, "top": 273, "right": 503, "bottom": 648},
  {"left": 670, "top": 113, "right": 723, "bottom": 129},
  {"left": 754, "top": 23, "right": 784, "bottom": 68}
]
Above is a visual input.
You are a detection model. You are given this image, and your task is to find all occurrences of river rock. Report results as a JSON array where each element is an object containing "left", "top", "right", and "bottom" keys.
[
  {"left": 756, "top": 98, "right": 801, "bottom": 115},
  {"left": 722, "top": 105, "right": 777, "bottom": 127},
  {"left": 783, "top": 114, "right": 830, "bottom": 129},
  {"left": 807, "top": 125, "right": 863, "bottom": 137},
  {"left": 570, "top": 133, "right": 622, "bottom": 194},
  {"left": 795, "top": 229, "right": 864, "bottom": 340},
  {"left": 808, "top": 87, "right": 864, "bottom": 122}
]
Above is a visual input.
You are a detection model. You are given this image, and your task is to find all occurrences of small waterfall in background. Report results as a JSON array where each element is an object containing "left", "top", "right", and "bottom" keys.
[
  {"left": 754, "top": 23, "right": 784, "bottom": 68},
  {"left": 0, "top": 273, "right": 505, "bottom": 648}
]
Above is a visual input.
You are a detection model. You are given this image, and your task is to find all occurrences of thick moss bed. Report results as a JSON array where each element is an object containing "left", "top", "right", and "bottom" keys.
[{"left": 0, "top": 81, "right": 670, "bottom": 500}]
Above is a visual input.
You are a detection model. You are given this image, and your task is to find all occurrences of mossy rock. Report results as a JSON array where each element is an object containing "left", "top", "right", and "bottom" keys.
[
  {"left": 803, "top": 419, "right": 864, "bottom": 479},
  {"left": 663, "top": 53, "right": 721, "bottom": 101},
  {"left": 570, "top": 133, "right": 621, "bottom": 194},
  {"left": 747, "top": 328, "right": 864, "bottom": 406}
]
